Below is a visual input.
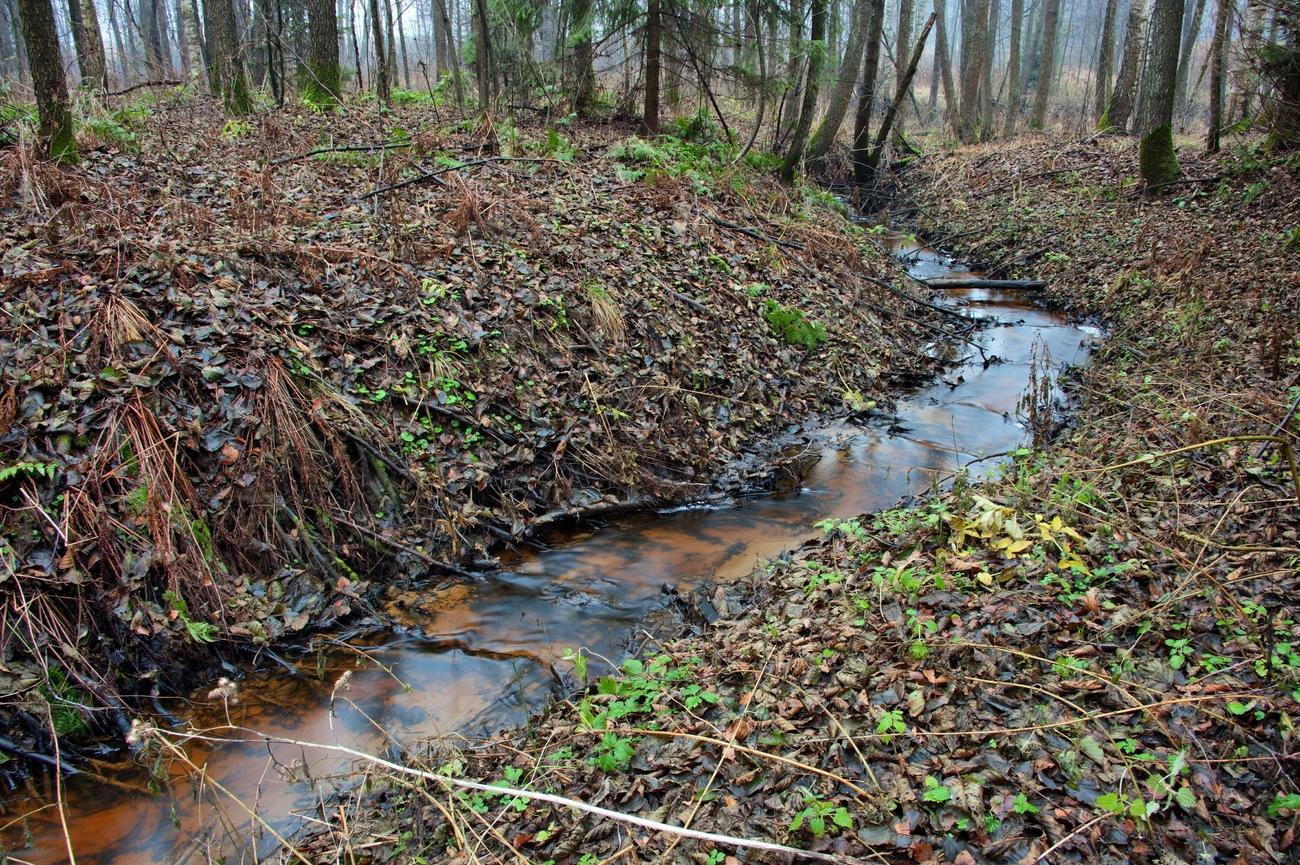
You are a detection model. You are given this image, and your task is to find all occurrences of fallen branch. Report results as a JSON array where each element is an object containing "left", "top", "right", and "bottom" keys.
[
  {"left": 0, "top": 735, "right": 77, "bottom": 774},
  {"left": 861, "top": 274, "right": 967, "bottom": 320},
  {"left": 107, "top": 79, "right": 183, "bottom": 97},
  {"left": 358, "top": 156, "right": 554, "bottom": 199},
  {"left": 152, "top": 727, "right": 860, "bottom": 864},
  {"left": 706, "top": 215, "right": 805, "bottom": 250},
  {"left": 923, "top": 278, "right": 1046, "bottom": 290}
]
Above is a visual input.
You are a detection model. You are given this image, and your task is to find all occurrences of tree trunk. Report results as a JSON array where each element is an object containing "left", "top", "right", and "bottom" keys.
[
  {"left": 981, "top": 0, "right": 999, "bottom": 131},
  {"left": 1173, "top": 0, "right": 1207, "bottom": 113},
  {"left": 644, "top": 0, "right": 660, "bottom": 131},
  {"left": 472, "top": 0, "right": 495, "bottom": 110},
  {"left": 172, "top": 0, "right": 192, "bottom": 75},
  {"left": 959, "top": 0, "right": 990, "bottom": 141},
  {"left": 779, "top": 0, "right": 826, "bottom": 181},
  {"left": 381, "top": 0, "right": 396, "bottom": 87},
  {"left": 1104, "top": 0, "right": 1146, "bottom": 131},
  {"left": 71, "top": 0, "right": 108, "bottom": 88},
  {"left": 17, "top": 0, "right": 76, "bottom": 160},
  {"left": 1003, "top": 0, "right": 1024, "bottom": 135},
  {"left": 1206, "top": 0, "right": 1229, "bottom": 151},
  {"left": 778, "top": 0, "right": 805, "bottom": 143},
  {"left": 807, "top": 0, "right": 869, "bottom": 160},
  {"left": 1138, "top": 0, "right": 1184, "bottom": 186},
  {"left": 894, "top": 0, "right": 914, "bottom": 135},
  {"left": 432, "top": 0, "right": 463, "bottom": 107},
  {"left": 570, "top": 0, "right": 594, "bottom": 115},
  {"left": 106, "top": 0, "right": 130, "bottom": 84},
  {"left": 851, "top": 0, "right": 885, "bottom": 183},
  {"left": 431, "top": 0, "right": 447, "bottom": 75},
  {"left": 932, "top": 0, "right": 955, "bottom": 126},
  {"left": 1028, "top": 0, "right": 1058, "bottom": 128},
  {"left": 1093, "top": 0, "right": 1117, "bottom": 124},
  {"left": 395, "top": 0, "right": 409, "bottom": 88},
  {"left": 367, "top": 0, "right": 390, "bottom": 101},
  {"left": 141, "top": 0, "right": 167, "bottom": 74},
  {"left": 189, "top": 0, "right": 209, "bottom": 77},
  {"left": 305, "top": 0, "right": 340, "bottom": 102},
  {"left": 204, "top": 0, "right": 252, "bottom": 111},
  {"left": 1228, "top": 1, "right": 1264, "bottom": 123}
]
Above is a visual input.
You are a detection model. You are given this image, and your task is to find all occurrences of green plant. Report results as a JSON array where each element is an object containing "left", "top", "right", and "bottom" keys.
[
  {"left": 762, "top": 300, "right": 827, "bottom": 350},
  {"left": 922, "top": 775, "right": 952, "bottom": 804},
  {"left": 789, "top": 788, "right": 853, "bottom": 838},
  {"left": 1011, "top": 792, "right": 1039, "bottom": 815},
  {"left": 0, "top": 460, "right": 55, "bottom": 484},
  {"left": 590, "top": 732, "right": 637, "bottom": 773},
  {"left": 875, "top": 708, "right": 905, "bottom": 743},
  {"left": 162, "top": 589, "right": 218, "bottom": 643},
  {"left": 800, "top": 561, "right": 842, "bottom": 596}
]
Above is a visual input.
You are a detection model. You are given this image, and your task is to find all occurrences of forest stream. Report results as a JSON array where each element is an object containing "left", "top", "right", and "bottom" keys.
[{"left": 3, "top": 232, "right": 1099, "bottom": 864}]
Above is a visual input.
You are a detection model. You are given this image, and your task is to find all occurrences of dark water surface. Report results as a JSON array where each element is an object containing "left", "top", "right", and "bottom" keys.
[{"left": 3, "top": 235, "right": 1098, "bottom": 864}]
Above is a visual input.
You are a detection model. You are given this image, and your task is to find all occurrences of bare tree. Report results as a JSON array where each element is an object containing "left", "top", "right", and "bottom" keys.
[
  {"left": 16, "top": 0, "right": 76, "bottom": 160},
  {"left": 932, "top": 0, "right": 955, "bottom": 125},
  {"left": 1028, "top": 0, "right": 1059, "bottom": 128},
  {"left": 1206, "top": 0, "right": 1231, "bottom": 151},
  {"left": 1104, "top": 0, "right": 1147, "bottom": 131},
  {"left": 959, "top": 0, "right": 990, "bottom": 141},
  {"left": 1004, "top": 0, "right": 1024, "bottom": 135},
  {"left": 807, "top": 0, "right": 870, "bottom": 160},
  {"left": 368, "top": 0, "right": 390, "bottom": 102},
  {"left": 780, "top": 0, "right": 826, "bottom": 181},
  {"left": 894, "top": 0, "right": 914, "bottom": 136},
  {"left": 66, "top": 0, "right": 108, "bottom": 88},
  {"left": 1174, "top": 0, "right": 1208, "bottom": 113},
  {"left": 852, "top": 0, "right": 885, "bottom": 182}
]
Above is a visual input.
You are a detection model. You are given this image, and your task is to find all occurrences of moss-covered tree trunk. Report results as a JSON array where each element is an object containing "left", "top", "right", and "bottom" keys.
[
  {"left": 779, "top": 0, "right": 826, "bottom": 182},
  {"left": 203, "top": 0, "right": 253, "bottom": 113},
  {"left": 1137, "top": 0, "right": 1184, "bottom": 188},
  {"left": 304, "top": 0, "right": 341, "bottom": 103},
  {"left": 16, "top": 0, "right": 77, "bottom": 162}
]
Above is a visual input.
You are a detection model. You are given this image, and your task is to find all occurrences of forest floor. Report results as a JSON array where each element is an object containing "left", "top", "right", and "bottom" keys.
[
  {"left": 283, "top": 135, "right": 1300, "bottom": 864},
  {"left": 0, "top": 100, "right": 963, "bottom": 753}
]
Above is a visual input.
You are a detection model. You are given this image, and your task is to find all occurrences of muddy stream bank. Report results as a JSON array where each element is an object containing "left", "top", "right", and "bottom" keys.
[{"left": 3, "top": 234, "right": 1098, "bottom": 864}]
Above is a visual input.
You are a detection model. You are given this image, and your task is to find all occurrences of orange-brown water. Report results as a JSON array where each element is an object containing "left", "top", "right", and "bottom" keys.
[{"left": 1, "top": 237, "right": 1098, "bottom": 863}]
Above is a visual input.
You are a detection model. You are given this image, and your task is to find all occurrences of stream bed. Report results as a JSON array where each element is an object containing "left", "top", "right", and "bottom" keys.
[{"left": 3, "top": 234, "right": 1098, "bottom": 864}]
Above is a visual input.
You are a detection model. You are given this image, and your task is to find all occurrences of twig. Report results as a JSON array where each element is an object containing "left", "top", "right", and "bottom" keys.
[
  {"left": 1035, "top": 814, "right": 1107, "bottom": 862},
  {"left": 706, "top": 215, "right": 805, "bottom": 250}
]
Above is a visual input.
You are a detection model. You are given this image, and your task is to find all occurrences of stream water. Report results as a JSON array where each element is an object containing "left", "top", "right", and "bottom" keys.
[{"left": 3, "top": 234, "right": 1098, "bottom": 864}]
